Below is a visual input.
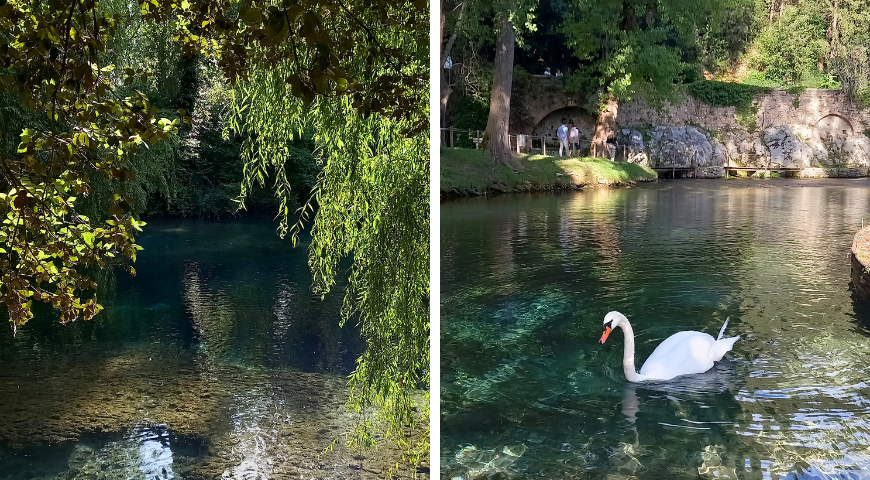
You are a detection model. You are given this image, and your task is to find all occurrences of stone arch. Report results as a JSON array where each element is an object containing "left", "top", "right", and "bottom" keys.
[
  {"left": 531, "top": 107, "right": 596, "bottom": 140},
  {"left": 513, "top": 78, "right": 579, "bottom": 132},
  {"left": 815, "top": 113, "right": 855, "bottom": 136}
]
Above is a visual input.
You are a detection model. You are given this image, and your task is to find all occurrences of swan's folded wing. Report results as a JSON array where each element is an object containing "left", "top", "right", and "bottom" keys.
[
  {"left": 639, "top": 332, "right": 716, "bottom": 380},
  {"left": 709, "top": 335, "right": 740, "bottom": 362}
]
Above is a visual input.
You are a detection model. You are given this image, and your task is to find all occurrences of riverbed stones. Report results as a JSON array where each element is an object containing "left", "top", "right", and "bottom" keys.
[{"left": 0, "top": 345, "right": 427, "bottom": 480}]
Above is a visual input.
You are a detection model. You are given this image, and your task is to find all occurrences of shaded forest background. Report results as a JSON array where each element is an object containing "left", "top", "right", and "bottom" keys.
[
  {"left": 0, "top": 0, "right": 319, "bottom": 221},
  {"left": 442, "top": 0, "right": 870, "bottom": 143}
]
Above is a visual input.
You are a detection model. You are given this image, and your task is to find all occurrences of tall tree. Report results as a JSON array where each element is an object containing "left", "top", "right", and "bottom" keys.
[
  {"left": 483, "top": 13, "right": 518, "bottom": 166},
  {"left": 440, "top": 0, "right": 467, "bottom": 126},
  {"left": 481, "top": 0, "right": 537, "bottom": 166}
]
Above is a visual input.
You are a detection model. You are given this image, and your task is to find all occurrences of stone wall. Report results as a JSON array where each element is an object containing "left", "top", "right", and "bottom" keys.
[
  {"left": 521, "top": 81, "right": 870, "bottom": 174},
  {"left": 617, "top": 89, "right": 870, "bottom": 134}
]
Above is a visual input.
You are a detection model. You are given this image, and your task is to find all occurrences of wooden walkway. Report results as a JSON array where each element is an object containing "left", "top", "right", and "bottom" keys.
[{"left": 653, "top": 165, "right": 805, "bottom": 179}]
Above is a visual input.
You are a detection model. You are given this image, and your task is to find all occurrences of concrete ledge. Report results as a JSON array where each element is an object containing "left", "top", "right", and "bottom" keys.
[
  {"left": 798, "top": 167, "right": 869, "bottom": 178},
  {"left": 697, "top": 166, "right": 726, "bottom": 179},
  {"left": 851, "top": 229, "right": 870, "bottom": 300}
]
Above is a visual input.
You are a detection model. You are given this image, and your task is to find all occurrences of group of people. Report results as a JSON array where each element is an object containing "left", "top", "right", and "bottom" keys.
[
  {"left": 556, "top": 119, "right": 581, "bottom": 157},
  {"left": 543, "top": 67, "right": 563, "bottom": 77}
]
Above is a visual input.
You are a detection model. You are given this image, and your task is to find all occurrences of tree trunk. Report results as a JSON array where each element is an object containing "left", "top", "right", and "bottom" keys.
[
  {"left": 439, "top": 58, "right": 453, "bottom": 129},
  {"left": 483, "top": 16, "right": 518, "bottom": 167},
  {"left": 590, "top": 96, "right": 618, "bottom": 158},
  {"left": 440, "top": 1, "right": 463, "bottom": 128}
]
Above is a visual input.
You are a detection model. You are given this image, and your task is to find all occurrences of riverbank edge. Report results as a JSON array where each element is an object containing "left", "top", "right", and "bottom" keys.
[
  {"left": 441, "top": 148, "right": 658, "bottom": 199},
  {"left": 662, "top": 166, "right": 870, "bottom": 179},
  {"left": 851, "top": 227, "right": 870, "bottom": 299}
]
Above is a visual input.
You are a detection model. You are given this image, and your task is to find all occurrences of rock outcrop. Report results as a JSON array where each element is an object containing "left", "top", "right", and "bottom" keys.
[
  {"left": 522, "top": 82, "right": 870, "bottom": 174},
  {"left": 646, "top": 126, "right": 719, "bottom": 167},
  {"left": 615, "top": 123, "right": 870, "bottom": 175},
  {"left": 616, "top": 129, "right": 649, "bottom": 166}
]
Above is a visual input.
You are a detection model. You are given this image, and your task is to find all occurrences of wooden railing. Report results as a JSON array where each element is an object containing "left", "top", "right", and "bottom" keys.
[{"left": 440, "top": 127, "right": 596, "bottom": 157}]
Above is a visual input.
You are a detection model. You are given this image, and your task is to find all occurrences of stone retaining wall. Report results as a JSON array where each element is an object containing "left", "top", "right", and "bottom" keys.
[
  {"left": 521, "top": 81, "right": 870, "bottom": 177},
  {"left": 617, "top": 89, "right": 870, "bottom": 133},
  {"left": 851, "top": 231, "right": 870, "bottom": 300}
]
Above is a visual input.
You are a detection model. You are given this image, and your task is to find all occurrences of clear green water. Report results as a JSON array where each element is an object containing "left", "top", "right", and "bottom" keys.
[
  {"left": 441, "top": 179, "right": 870, "bottom": 480},
  {"left": 0, "top": 218, "right": 369, "bottom": 479}
]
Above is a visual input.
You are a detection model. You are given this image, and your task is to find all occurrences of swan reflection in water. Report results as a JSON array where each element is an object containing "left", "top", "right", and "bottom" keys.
[{"left": 615, "top": 360, "right": 741, "bottom": 479}]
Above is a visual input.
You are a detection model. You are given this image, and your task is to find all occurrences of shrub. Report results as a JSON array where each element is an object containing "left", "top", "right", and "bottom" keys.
[
  {"left": 818, "top": 73, "right": 841, "bottom": 89},
  {"left": 688, "top": 81, "right": 767, "bottom": 132},
  {"left": 688, "top": 81, "right": 767, "bottom": 109},
  {"left": 751, "top": 6, "right": 828, "bottom": 86},
  {"left": 449, "top": 95, "right": 489, "bottom": 149}
]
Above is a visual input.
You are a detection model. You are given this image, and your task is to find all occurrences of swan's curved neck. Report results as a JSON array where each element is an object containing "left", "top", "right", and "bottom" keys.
[{"left": 617, "top": 318, "right": 646, "bottom": 382}]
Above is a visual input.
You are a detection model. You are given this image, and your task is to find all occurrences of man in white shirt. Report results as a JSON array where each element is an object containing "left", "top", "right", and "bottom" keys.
[{"left": 557, "top": 120, "right": 569, "bottom": 157}]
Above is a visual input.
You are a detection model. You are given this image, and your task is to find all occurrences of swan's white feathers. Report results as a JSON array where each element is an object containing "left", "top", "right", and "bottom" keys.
[
  {"left": 609, "top": 313, "right": 740, "bottom": 382},
  {"left": 639, "top": 331, "right": 716, "bottom": 380},
  {"left": 710, "top": 335, "right": 740, "bottom": 362}
]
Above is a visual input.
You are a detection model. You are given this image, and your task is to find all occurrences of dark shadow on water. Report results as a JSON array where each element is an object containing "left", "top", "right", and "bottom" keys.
[
  {"left": 0, "top": 424, "right": 211, "bottom": 480},
  {"left": 850, "top": 285, "right": 870, "bottom": 337}
]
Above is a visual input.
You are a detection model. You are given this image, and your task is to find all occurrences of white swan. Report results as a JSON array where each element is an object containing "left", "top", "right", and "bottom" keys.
[{"left": 599, "top": 311, "right": 740, "bottom": 382}]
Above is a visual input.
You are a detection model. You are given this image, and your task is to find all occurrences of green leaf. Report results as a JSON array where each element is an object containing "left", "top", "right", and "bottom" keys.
[{"left": 241, "top": 7, "right": 262, "bottom": 23}]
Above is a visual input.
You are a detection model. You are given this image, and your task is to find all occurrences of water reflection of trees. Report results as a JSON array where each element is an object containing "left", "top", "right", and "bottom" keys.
[{"left": 180, "top": 260, "right": 357, "bottom": 373}]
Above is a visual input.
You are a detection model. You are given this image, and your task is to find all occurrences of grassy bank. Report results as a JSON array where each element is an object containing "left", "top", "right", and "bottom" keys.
[{"left": 441, "top": 148, "right": 657, "bottom": 196}]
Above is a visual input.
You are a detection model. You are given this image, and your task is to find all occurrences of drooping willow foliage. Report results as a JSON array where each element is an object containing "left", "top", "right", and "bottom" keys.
[
  {"left": 221, "top": 0, "right": 429, "bottom": 455},
  {"left": 228, "top": 64, "right": 430, "bottom": 455}
]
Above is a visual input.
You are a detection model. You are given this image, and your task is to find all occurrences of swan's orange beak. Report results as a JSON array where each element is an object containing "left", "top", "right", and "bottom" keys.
[{"left": 599, "top": 326, "right": 612, "bottom": 344}]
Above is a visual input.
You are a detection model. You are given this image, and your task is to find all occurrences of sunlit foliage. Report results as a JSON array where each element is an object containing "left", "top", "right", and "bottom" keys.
[
  {"left": 0, "top": 0, "right": 186, "bottom": 328},
  {"left": 227, "top": 4, "right": 429, "bottom": 451}
]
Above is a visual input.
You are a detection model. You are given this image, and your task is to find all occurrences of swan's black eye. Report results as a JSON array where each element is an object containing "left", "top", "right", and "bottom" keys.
[{"left": 603, "top": 320, "right": 612, "bottom": 329}]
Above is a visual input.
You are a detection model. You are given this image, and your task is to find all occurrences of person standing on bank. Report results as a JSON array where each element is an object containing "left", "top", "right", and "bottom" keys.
[
  {"left": 557, "top": 120, "right": 569, "bottom": 157},
  {"left": 569, "top": 122, "right": 580, "bottom": 157}
]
